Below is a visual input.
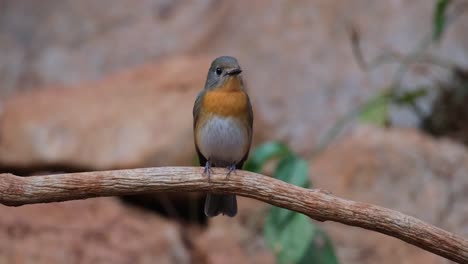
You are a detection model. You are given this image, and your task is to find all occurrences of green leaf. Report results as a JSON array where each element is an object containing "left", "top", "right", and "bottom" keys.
[
  {"left": 393, "top": 88, "right": 428, "bottom": 105},
  {"left": 264, "top": 207, "right": 339, "bottom": 264},
  {"left": 265, "top": 208, "right": 314, "bottom": 264},
  {"left": 274, "top": 154, "right": 310, "bottom": 188},
  {"left": 433, "top": 0, "right": 451, "bottom": 41},
  {"left": 247, "top": 141, "right": 340, "bottom": 263},
  {"left": 265, "top": 154, "right": 338, "bottom": 263},
  {"left": 359, "top": 93, "right": 390, "bottom": 126},
  {"left": 244, "top": 142, "right": 290, "bottom": 172},
  {"left": 267, "top": 154, "right": 312, "bottom": 232}
]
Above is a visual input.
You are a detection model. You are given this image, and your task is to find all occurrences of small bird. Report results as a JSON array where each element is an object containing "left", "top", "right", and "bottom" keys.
[{"left": 193, "top": 56, "right": 253, "bottom": 217}]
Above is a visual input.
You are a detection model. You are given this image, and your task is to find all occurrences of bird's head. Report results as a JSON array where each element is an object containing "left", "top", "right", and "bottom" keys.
[{"left": 204, "top": 56, "right": 243, "bottom": 91}]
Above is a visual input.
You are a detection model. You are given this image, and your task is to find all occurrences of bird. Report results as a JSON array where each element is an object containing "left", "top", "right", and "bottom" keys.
[{"left": 193, "top": 56, "right": 253, "bottom": 217}]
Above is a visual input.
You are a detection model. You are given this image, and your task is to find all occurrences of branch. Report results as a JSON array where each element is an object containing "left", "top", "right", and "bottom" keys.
[{"left": 0, "top": 167, "right": 467, "bottom": 263}]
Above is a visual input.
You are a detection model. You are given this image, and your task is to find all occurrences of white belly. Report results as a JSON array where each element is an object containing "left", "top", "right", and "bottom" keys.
[{"left": 198, "top": 115, "right": 248, "bottom": 165}]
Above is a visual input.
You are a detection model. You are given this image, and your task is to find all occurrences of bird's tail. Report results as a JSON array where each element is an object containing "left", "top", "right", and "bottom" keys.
[{"left": 204, "top": 194, "right": 237, "bottom": 217}]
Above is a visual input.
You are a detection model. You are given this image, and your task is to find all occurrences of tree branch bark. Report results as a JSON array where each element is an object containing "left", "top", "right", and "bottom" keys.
[{"left": 0, "top": 167, "right": 467, "bottom": 263}]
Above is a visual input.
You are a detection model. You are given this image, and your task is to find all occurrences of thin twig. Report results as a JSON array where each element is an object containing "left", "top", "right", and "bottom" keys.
[{"left": 0, "top": 167, "right": 467, "bottom": 263}]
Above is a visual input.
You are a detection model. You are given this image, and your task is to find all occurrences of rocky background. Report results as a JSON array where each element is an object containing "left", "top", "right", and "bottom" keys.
[{"left": 0, "top": 1, "right": 467, "bottom": 263}]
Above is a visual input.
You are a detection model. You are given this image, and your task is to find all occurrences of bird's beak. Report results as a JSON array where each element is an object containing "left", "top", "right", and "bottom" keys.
[{"left": 226, "top": 68, "right": 242, "bottom": 76}]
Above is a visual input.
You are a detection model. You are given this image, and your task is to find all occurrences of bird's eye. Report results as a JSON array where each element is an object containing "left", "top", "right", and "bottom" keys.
[{"left": 215, "top": 67, "right": 222, "bottom": 75}]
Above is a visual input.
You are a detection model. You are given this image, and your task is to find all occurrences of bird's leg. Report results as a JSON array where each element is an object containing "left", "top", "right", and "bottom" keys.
[
  {"left": 226, "top": 163, "right": 237, "bottom": 179},
  {"left": 203, "top": 160, "right": 213, "bottom": 182}
]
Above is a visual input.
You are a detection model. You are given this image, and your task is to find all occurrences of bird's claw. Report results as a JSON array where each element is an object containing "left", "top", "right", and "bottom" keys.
[
  {"left": 226, "top": 164, "right": 237, "bottom": 179},
  {"left": 203, "top": 161, "right": 213, "bottom": 182}
]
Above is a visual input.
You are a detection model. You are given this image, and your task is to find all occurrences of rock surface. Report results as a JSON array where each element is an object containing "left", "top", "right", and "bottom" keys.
[
  {"left": 1, "top": 127, "right": 467, "bottom": 264},
  {"left": 0, "top": 197, "right": 274, "bottom": 264},
  {"left": 0, "top": 1, "right": 468, "bottom": 264},
  {"left": 0, "top": 198, "right": 190, "bottom": 264},
  {"left": 192, "top": 197, "right": 273, "bottom": 264},
  {"left": 312, "top": 126, "right": 468, "bottom": 264},
  {"left": 1, "top": 1, "right": 468, "bottom": 153},
  {"left": 0, "top": 56, "right": 210, "bottom": 170},
  {"left": 0, "top": 0, "right": 230, "bottom": 98}
]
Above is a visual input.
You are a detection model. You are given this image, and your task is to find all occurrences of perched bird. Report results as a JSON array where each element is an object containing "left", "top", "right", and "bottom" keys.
[{"left": 193, "top": 56, "right": 253, "bottom": 217}]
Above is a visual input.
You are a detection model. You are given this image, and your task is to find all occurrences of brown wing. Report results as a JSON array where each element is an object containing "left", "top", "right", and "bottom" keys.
[
  {"left": 193, "top": 90, "right": 205, "bottom": 129},
  {"left": 237, "top": 93, "right": 253, "bottom": 169},
  {"left": 193, "top": 90, "right": 208, "bottom": 166},
  {"left": 245, "top": 94, "right": 253, "bottom": 142}
]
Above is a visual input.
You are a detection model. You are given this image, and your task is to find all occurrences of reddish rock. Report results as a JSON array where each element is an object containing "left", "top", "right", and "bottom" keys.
[
  {"left": 0, "top": 56, "right": 211, "bottom": 170},
  {"left": 0, "top": 0, "right": 231, "bottom": 97},
  {"left": 0, "top": 198, "right": 190, "bottom": 264},
  {"left": 2, "top": 1, "right": 468, "bottom": 154},
  {"left": 312, "top": 126, "right": 468, "bottom": 264},
  {"left": 0, "top": 1, "right": 467, "bottom": 263},
  {"left": 192, "top": 197, "right": 274, "bottom": 264}
]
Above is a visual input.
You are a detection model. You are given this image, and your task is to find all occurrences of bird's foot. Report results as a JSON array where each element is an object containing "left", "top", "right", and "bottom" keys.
[
  {"left": 203, "top": 160, "right": 213, "bottom": 182},
  {"left": 226, "top": 163, "right": 237, "bottom": 179}
]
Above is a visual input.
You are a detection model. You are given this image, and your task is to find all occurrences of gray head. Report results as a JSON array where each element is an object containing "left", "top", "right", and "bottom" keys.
[{"left": 204, "top": 56, "right": 243, "bottom": 90}]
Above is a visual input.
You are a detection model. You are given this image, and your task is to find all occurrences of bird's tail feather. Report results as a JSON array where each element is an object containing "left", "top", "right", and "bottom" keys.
[{"left": 204, "top": 194, "right": 237, "bottom": 217}]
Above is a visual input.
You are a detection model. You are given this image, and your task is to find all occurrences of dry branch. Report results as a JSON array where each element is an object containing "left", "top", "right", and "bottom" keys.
[{"left": 0, "top": 167, "right": 467, "bottom": 263}]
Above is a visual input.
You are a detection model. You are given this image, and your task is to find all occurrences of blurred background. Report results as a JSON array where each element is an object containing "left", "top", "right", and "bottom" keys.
[{"left": 1, "top": 1, "right": 468, "bottom": 263}]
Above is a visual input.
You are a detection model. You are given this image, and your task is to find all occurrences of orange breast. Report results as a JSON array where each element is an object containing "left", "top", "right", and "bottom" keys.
[{"left": 202, "top": 86, "right": 248, "bottom": 117}]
